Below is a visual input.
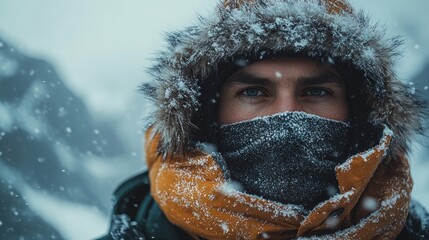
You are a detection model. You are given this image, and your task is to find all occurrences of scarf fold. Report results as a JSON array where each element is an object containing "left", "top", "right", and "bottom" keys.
[{"left": 146, "top": 125, "right": 412, "bottom": 240}]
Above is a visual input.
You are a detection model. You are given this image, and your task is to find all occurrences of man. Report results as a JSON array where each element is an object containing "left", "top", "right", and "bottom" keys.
[{"left": 98, "top": 0, "right": 429, "bottom": 239}]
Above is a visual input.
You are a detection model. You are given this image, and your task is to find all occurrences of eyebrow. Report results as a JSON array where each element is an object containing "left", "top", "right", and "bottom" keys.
[
  {"left": 297, "top": 71, "right": 344, "bottom": 86},
  {"left": 225, "top": 71, "right": 344, "bottom": 87},
  {"left": 225, "top": 73, "right": 275, "bottom": 87}
]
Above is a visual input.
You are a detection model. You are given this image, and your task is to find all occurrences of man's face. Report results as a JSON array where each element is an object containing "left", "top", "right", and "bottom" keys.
[{"left": 218, "top": 57, "right": 349, "bottom": 124}]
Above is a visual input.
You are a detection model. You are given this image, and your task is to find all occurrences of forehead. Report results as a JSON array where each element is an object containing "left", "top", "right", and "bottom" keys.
[{"left": 232, "top": 57, "right": 339, "bottom": 79}]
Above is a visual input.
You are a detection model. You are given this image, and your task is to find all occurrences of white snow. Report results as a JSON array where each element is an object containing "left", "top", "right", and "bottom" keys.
[
  {"left": 220, "top": 180, "right": 244, "bottom": 195},
  {"left": 325, "top": 215, "right": 341, "bottom": 228},
  {"left": 362, "top": 196, "right": 379, "bottom": 211},
  {"left": 0, "top": 103, "right": 14, "bottom": 131},
  {"left": 261, "top": 232, "right": 270, "bottom": 239},
  {"left": 220, "top": 222, "right": 229, "bottom": 233},
  {"left": 0, "top": 53, "right": 19, "bottom": 78},
  {"left": 0, "top": 161, "right": 108, "bottom": 240},
  {"left": 234, "top": 58, "right": 249, "bottom": 67}
]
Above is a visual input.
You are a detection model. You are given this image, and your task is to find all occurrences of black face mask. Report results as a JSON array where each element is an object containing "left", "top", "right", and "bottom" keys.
[{"left": 219, "top": 112, "right": 351, "bottom": 210}]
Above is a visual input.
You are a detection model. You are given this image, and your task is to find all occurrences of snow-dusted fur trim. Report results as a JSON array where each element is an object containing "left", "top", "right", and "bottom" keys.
[{"left": 141, "top": 0, "right": 426, "bottom": 157}]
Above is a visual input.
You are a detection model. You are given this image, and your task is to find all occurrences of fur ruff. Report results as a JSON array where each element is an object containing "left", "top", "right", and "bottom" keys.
[{"left": 141, "top": 0, "right": 426, "bottom": 158}]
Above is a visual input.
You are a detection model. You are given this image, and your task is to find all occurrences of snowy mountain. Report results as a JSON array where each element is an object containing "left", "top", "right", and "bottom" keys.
[{"left": 0, "top": 38, "right": 141, "bottom": 239}]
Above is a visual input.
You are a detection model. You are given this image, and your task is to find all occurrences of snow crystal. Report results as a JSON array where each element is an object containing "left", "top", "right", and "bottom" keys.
[
  {"left": 327, "top": 186, "right": 338, "bottom": 197},
  {"left": 261, "top": 232, "right": 270, "bottom": 239},
  {"left": 359, "top": 148, "right": 376, "bottom": 162},
  {"left": 0, "top": 220, "right": 2, "bottom": 226},
  {"left": 169, "top": 100, "right": 178, "bottom": 108},
  {"left": 61, "top": 169, "right": 66, "bottom": 173},
  {"left": 275, "top": 71, "right": 283, "bottom": 78},
  {"left": 362, "top": 196, "right": 379, "bottom": 211},
  {"left": 0, "top": 53, "right": 19, "bottom": 77},
  {"left": 111, "top": 214, "right": 131, "bottom": 236},
  {"left": 294, "top": 39, "right": 309, "bottom": 49},
  {"left": 234, "top": 58, "right": 249, "bottom": 67},
  {"left": 0, "top": 42, "right": 3, "bottom": 47},
  {"left": 220, "top": 180, "right": 244, "bottom": 195},
  {"left": 424, "top": 86, "right": 428, "bottom": 90},
  {"left": 198, "top": 142, "right": 218, "bottom": 154},
  {"left": 325, "top": 215, "right": 341, "bottom": 228},
  {"left": 12, "top": 208, "right": 19, "bottom": 216},
  {"left": 57, "top": 107, "right": 67, "bottom": 118},
  {"left": 0, "top": 103, "right": 14, "bottom": 131},
  {"left": 65, "top": 127, "right": 72, "bottom": 133},
  {"left": 381, "top": 194, "right": 400, "bottom": 207},
  {"left": 259, "top": 51, "right": 267, "bottom": 59},
  {"left": 362, "top": 47, "right": 376, "bottom": 60},
  {"left": 177, "top": 81, "right": 186, "bottom": 91},
  {"left": 220, "top": 222, "right": 229, "bottom": 233},
  {"left": 414, "top": 44, "right": 420, "bottom": 50}
]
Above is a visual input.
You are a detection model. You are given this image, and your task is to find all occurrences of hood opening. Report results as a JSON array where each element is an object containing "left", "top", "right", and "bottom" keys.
[{"left": 191, "top": 51, "right": 376, "bottom": 156}]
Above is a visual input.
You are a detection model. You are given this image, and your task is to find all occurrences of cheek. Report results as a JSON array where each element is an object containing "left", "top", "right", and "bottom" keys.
[
  {"left": 218, "top": 93, "right": 259, "bottom": 125},
  {"left": 310, "top": 98, "right": 349, "bottom": 122},
  {"left": 217, "top": 90, "right": 233, "bottom": 124},
  {"left": 218, "top": 98, "right": 245, "bottom": 125},
  {"left": 333, "top": 95, "right": 350, "bottom": 121}
]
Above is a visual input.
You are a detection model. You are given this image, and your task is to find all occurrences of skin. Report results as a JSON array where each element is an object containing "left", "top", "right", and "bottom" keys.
[{"left": 218, "top": 57, "right": 349, "bottom": 124}]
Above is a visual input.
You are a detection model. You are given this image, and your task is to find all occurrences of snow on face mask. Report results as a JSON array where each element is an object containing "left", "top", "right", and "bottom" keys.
[{"left": 219, "top": 111, "right": 351, "bottom": 209}]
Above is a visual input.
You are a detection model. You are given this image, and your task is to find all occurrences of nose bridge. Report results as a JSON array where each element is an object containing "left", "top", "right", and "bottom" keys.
[{"left": 270, "top": 91, "right": 302, "bottom": 114}]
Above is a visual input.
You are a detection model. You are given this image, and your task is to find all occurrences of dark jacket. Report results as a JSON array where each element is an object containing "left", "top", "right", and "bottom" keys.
[{"left": 96, "top": 172, "right": 192, "bottom": 240}]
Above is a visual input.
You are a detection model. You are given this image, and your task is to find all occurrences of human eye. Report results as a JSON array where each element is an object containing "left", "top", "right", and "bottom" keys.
[
  {"left": 303, "top": 87, "right": 332, "bottom": 97},
  {"left": 238, "top": 87, "right": 267, "bottom": 98}
]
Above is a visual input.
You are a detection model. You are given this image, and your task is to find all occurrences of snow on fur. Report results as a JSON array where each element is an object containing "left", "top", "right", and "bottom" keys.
[{"left": 141, "top": 0, "right": 426, "bottom": 157}]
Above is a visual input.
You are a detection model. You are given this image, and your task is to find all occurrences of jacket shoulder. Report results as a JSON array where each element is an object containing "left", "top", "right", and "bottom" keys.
[
  {"left": 95, "top": 171, "right": 194, "bottom": 240},
  {"left": 111, "top": 171, "right": 151, "bottom": 219},
  {"left": 95, "top": 172, "right": 150, "bottom": 240}
]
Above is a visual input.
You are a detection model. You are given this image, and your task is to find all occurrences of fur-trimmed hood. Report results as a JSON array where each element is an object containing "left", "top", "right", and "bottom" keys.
[{"left": 141, "top": 0, "right": 426, "bottom": 157}]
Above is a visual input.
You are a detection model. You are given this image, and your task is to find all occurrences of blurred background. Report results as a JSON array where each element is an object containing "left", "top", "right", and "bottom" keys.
[{"left": 0, "top": 0, "right": 428, "bottom": 239}]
